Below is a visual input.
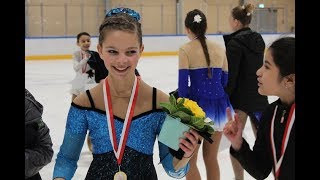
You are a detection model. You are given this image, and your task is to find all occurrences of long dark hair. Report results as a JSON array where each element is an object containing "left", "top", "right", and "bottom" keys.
[{"left": 185, "top": 9, "right": 212, "bottom": 78}]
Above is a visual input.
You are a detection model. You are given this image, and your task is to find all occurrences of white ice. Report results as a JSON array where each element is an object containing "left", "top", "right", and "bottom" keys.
[{"left": 25, "top": 56, "right": 275, "bottom": 180}]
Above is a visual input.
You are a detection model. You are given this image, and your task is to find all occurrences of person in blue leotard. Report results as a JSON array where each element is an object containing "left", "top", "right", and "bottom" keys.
[
  {"left": 178, "top": 9, "right": 233, "bottom": 180},
  {"left": 53, "top": 7, "right": 200, "bottom": 180}
]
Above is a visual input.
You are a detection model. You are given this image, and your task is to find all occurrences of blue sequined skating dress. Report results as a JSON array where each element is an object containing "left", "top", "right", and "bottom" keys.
[
  {"left": 179, "top": 68, "right": 233, "bottom": 131},
  {"left": 53, "top": 88, "right": 189, "bottom": 180}
]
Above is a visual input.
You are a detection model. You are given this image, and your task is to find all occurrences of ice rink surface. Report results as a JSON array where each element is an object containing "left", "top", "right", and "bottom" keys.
[{"left": 25, "top": 56, "right": 274, "bottom": 179}]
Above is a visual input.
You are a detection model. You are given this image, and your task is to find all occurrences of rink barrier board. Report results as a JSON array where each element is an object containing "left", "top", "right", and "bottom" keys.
[
  {"left": 25, "top": 51, "right": 179, "bottom": 60},
  {"left": 25, "top": 34, "right": 294, "bottom": 61}
]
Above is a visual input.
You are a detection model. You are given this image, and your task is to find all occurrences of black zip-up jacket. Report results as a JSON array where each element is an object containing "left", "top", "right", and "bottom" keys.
[
  {"left": 230, "top": 99, "right": 295, "bottom": 180},
  {"left": 25, "top": 89, "right": 53, "bottom": 180},
  {"left": 223, "top": 27, "right": 269, "bottom": 112}
]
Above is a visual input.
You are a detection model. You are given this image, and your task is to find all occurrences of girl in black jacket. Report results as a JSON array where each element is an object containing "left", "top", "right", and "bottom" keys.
[
  {"left": 25, "top": 89, "right": 54, "bottom": 180},
  {"left": 223, "top": 4, "right": 269, "bottom": 179},
  {"left": 223, "top": 37, "right": 295, "bottom": 180}
]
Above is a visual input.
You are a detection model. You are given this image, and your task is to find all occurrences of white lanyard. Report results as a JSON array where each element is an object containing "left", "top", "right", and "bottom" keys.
[{"left": 270, "top": 103, "right": 295, "bottom": 178}]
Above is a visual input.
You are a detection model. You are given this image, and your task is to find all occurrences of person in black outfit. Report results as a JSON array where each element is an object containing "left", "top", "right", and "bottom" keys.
[
  {"left": 223, "top": 4, "right": 269, "bottom": 179},
  {"left": 223, "top": 37, "right": 295, "bottom": 180},
  {"left": 25, "top": 89, "right": 54, "bottom": 180}
]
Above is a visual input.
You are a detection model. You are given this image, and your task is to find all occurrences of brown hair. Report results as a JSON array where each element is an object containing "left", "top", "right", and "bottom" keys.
[
  {"left": 98, "top": 13, "right": 142, "bottom": 47},
  {"left": 76, "top": 32, "right": 90, "bottom": 43},
  {"left": 185, "top": 9, "right": 212, "bottom": 78},
  {"left": 231, "top": 3, "right": 255, "bottom": 26}
]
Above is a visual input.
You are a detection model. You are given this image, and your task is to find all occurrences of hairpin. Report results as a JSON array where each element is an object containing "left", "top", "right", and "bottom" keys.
[
  {"left": 105, "top": 7, "right": 141, "bottom": 21},
  {"left": 193, "top": 14, "right": 202, "bottom": 23}
]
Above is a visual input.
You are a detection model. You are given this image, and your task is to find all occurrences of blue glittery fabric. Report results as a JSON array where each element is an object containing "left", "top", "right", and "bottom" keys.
[
  {"left": 53, "top": 104, "right": 190, "bottom": 180},
  {"left": 178, "top": 68, "right": 233, "bottom": 131}
]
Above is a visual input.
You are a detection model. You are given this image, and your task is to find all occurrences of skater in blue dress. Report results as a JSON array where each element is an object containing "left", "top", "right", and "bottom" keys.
[
  {"left": 53, "top": 7, "right": 200, "bottom": 180},
  {"left": 178, "top": 9, "right": 233, "bottom": 180}
]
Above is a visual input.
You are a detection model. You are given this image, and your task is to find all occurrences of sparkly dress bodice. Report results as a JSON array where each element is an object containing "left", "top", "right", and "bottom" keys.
[
  {"left": 178, "top": 67, "right": 233, "bottom": 131},
  {"left": 188, "top": 68, "right": 227, "bottom": 99},
  {"left": 83, "top": 107, "right": 165, "bottom": 179},
  {"left": 53, "top": 88, "right": 190, "bottom": 180}
]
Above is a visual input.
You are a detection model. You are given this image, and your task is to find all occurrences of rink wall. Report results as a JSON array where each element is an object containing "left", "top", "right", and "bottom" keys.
[{"left": 25, "top": 34, "right": 294, "bottom": 60}]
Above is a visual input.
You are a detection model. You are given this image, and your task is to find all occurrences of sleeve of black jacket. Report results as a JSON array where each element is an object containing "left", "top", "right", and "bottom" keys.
[
  {"left": 225, "top": 40, "right": 242, "bottom": 96},
  {"left": 229, "top": 110, "right": 273, "bottom": 180},
  {"left": 25, "top": 91, "right": 54, "bottom": 178},
  {"left": 87, "top": 51, "right": 108, "bottom": 83}
]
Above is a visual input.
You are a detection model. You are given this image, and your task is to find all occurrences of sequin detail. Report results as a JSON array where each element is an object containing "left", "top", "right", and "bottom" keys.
[
  {"left": 188, "top": 68, "right": 227, "bottom": 99},
  {"left": 179, "top": 68, "right": 233, "bottom": 131},
  {"left": 54, "top": 105, "right": 189, "bottom": 180},
  {"left": 83, "top": 108, "right": 166, "bottom": 154},
  {"left": 85, "top": 146, "right": 157, "bottom": 180},
  {"left": 66, "top": 106, "right": 88, "bottom": 134}
]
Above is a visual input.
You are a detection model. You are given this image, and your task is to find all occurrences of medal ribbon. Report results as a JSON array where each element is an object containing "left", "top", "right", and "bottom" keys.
[
  {"left": 270, "top": 103, "right": 295, "bottom": 178},
  {"left": 103, "top": 76, "right": 140, "bottom": 165}
]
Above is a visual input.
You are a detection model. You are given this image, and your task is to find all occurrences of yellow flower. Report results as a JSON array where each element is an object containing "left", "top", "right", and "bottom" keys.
[
  {"left": 160, "top": 95, "right": 215, "bottom": 143},
  {"left": 178, "top": 98, "right": 206, "bottom": 118}
]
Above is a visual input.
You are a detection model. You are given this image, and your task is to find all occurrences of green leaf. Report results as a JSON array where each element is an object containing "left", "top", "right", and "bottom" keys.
[
  {"left": 203, "top": 125, "right": 215, "bottom": 134},
  {"left": 177, "top": 97, "right": 185, "bottom": 106},
  {"left": 160, "top": 94, "right": 214, "bottom": 135},
  {"left": 180, "top": 117, "right": 191, "bottom": 124},
  {"left": 190, "top": 116, "right": 205, "bottom": 129},
  {"left": 184, "top": 124, "right": 198, "bottom": 131},
  {"left": 159, "top": 102, "right": 177, "bottom": 114},
  {"left": 171, "top": 111, "right": 191, "bottom": 122},
  {"left": 169, "top": 94, "right": 177, "bottom": 106},
  {"left": 177, "top": 106, "right": 193, "bottom": 116}
]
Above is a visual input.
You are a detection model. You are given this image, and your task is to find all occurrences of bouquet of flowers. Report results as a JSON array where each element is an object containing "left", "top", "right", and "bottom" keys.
[{"left": 158, "top": 94, "right": 214, "bottom": 150}]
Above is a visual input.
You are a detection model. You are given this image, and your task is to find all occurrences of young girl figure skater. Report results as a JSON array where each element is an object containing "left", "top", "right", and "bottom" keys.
[
  {"left": 70, "top": 32, "right": 96, "bottom": 101},
  {"left": 53, "top": 7, "right": 199, "bottom": 180},
  {"left": 178, "top": 9, "right": 233, "bottom": 180}
]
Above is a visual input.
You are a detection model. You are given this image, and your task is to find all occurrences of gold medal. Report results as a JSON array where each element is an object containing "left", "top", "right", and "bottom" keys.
[
  {"left": 105, "top": 77, "right": 140, "bottom": 180},
  {"left": 114, "top": 171, "right": 127, "bottom": 180}
]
